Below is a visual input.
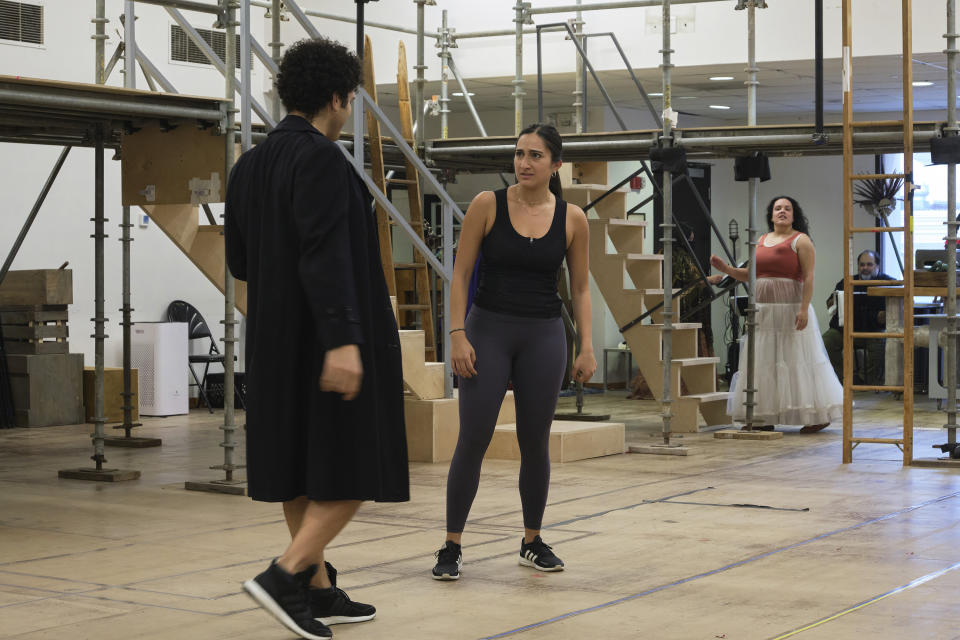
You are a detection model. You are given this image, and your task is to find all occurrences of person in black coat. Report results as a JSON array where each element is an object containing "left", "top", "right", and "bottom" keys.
[{"left": 226, "top": 37, "right": 408, "bottom": 640}]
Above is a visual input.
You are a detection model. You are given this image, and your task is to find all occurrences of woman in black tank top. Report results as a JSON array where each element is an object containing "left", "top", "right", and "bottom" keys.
[{"left": 431, "top": 124, "right": 596, "bottom": 581}]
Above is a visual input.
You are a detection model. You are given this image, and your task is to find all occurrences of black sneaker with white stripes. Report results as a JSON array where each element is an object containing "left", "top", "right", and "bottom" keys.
[
  {"left": 309, "top": 562, "right": 376, "bottom": 625},
  {"left": 242, "top": 561, "right": 333, "bottom": 640},
  {"left": 431, "top": 541, "right": 462, "bottom": 580},
  {"left": 519, "top": 536, "right": 564, "bottom": 572}
]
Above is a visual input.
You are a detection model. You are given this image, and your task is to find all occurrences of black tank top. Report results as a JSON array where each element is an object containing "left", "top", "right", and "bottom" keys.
[{"left": 472, "top": 188, "right": 567, "bottom": 318}]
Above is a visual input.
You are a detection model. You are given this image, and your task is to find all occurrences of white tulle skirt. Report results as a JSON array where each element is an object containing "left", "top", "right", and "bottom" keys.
[{"left": 727, "top": 277, "right": 843, "bottom": 426}]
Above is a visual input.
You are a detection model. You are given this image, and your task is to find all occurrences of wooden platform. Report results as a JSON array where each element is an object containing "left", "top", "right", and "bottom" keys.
[{"left": 487, "top": 420, "right": 626, "bottom": 463}]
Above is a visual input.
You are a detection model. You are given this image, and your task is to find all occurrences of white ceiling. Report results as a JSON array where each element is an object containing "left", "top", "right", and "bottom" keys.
[{"left": 377, "top": 53, "right": 951, "bottom": 130}]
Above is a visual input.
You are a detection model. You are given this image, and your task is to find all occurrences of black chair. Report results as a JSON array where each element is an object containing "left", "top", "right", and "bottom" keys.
[{"left": 165, "top": 300, "right": 245, "bottom": 413}]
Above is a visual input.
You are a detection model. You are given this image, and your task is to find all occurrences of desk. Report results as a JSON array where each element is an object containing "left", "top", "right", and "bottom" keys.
[
  {"left": 866, "top": 286, "right": 944, "bottom": 387},
  {"left": 602, "top": 347, "right": 634, "bottom": 391}
]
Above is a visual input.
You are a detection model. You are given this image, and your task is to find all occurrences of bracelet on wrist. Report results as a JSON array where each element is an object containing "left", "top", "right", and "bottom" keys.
[{"left": 449, "top": 328, "right": 465, "bottom": 335}]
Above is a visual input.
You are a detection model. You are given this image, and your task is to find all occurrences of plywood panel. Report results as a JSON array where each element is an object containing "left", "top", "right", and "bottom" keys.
[{"left": 122, "top": 121, "right": 225, "bottom": 206}]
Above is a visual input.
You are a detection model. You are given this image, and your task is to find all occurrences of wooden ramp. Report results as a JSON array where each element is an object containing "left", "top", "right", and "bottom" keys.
[{"left": 562, "top": 162, "right": 729, "bottom": 432}]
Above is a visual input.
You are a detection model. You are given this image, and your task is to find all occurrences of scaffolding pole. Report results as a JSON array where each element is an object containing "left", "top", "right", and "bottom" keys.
[
  {"left": 104, "top": 0, "right": 161, "bottom": 448},
  {"left": 744, "top": 1, "right": 760, "bottom": 431},
  {"left": 514, "top": 0, "right": 526, "bottom": 135},
  {"left": 185, "top": 0, "right": 245, "bottom": 494},
  {"left": 660, "top": 0, "right": 675, "bottom": 444},
  {"left": 573, "top": 0, "right": 585, "bottom": 133},
  {"left": 944, "top": 0, "right": 958, "bottom": 445},
  {"left": 439, "top": 10, "right": 451, "bottom": 139}
]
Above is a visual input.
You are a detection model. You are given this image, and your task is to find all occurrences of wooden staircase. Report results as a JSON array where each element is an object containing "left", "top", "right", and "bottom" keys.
[
  {"left": 561, "top": 162, "right": 729, "bottom": 432},
  {"left": 142, "top": 204, "right": 247, "bottom": 314}
]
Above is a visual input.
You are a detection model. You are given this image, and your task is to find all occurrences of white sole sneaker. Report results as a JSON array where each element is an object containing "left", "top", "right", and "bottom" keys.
[
  {"left": 243, "top": 579, "right": 332, "bottom": 640},
  {"left": 317, "top": 613, "right": 376, "bottom": 625},
  {"left": 518, "top": 557, "right": 564, "bottom": 572}
]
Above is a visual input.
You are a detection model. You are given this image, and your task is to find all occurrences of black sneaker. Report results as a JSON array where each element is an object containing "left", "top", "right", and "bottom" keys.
[
  {"left": 431, "top": 541, "right": 462, "bottom": 580},
  {"left": 310, "top": 561, "right": 376, "bottom": 625},
  {"left": 242, "top": 561, "right": 333, "bottom": 640},
  {"left": 519, "top": 536, "right": 564, "bottom": 572}
]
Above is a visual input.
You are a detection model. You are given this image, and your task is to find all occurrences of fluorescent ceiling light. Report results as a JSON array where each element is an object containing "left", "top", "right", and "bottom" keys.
[
  {"left": 678, "top": 96, "right": 697, "bottom": 100},
  {"left": 709, "top": 105, "right": 731, "bottom": 110},
  {"left": 649, "top": 92, "right": 663, "bottom": 96},
  {"left": 912, "top": 81, "right": 933, "bottom": 87},
  {"left": 452, "top": 91, "right": 475, "bottom": 97},
  {"left": 709, "top": 76, "right": 734, "bottom": 81}
]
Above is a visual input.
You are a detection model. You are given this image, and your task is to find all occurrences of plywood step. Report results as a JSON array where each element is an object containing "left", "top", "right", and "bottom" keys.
[
  {"left": 405, "top": 391, "right": 517, "bottom": 463},
  {"left": 398, "top": 329, "right": 445, "bottom": 399},
  {"left": 486, "top": 420, "right": 626, "bottom": 463}
]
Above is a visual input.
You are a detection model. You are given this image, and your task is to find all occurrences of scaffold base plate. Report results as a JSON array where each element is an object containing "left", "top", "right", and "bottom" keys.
[
  {"left": 58, "top": 468, "right": 141, "bottom": 482},
  {"left": 103, "top": 436, "right": 162, "bottom": 448},
  {"left": 628, "top": 444, "right": 691, "bottom": 456},
  {"left": 911, "top": 458, "right": 960, "bottom": 468},
  {"left": 714, "top": 429, "right": 784, "bottom": 440},
  {"left": 184, "top": 480, "right": 247, "bottom": 495}
]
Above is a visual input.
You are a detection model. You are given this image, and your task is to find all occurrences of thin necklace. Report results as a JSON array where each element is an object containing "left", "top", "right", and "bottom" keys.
[{"left": 512, "top": 192, "right": 551, "bottom": 207}]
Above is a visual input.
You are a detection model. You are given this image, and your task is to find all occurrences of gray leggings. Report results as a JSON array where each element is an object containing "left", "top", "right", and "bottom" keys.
[{"left": 446, "top": 305, "right": 567, "bottom": 533}]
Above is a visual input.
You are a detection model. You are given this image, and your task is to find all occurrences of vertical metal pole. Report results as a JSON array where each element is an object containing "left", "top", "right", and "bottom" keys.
[
  {"left": 573, "top": 0, "right": 584, "bottom": 133},
  {"left": 814, "top": 0, "right": 824, "bottom": 139},
  {"left": 91, "top": 0, "right": 107, "bottom": 468},
  {"left": 440, "top": 10, "right": 450, "bottom": 139},
  {"left": 660, "top": 0, "right": 674, "bottom": 444},
  {"left": 93, "top": 0, "right": 107, "bottom": 84},
  {"left": 123, "top": 1, "right": 136, "bottom": 86},
  {"left": 121, "top": 0, "right": 136, "bottom": 439},
  {"left": 415, "top": 0, "right": 426, "bottom": 151},
  {"left": 270, "top": 0, "right": 282, "bottom": 121},
  {"left": 442, "top": 195, "right": 453, "bottom": 398},
  {"left": 357, "top": 0, "right": 365, "bottom": 59},
  {"left": 222, "top": 0, "right": 239, "bottom": 481},
  {"left": 514, "top": 0, "right": 525, "bottom": 135},
  {"left": 537, "top": 27, "right": 544, "bottom": 123},
  {"left": 744, "top": 1, "right": 759, "bottom": 429},
  {"left": 240, "top": 0, "right": 252, "bottom": 150},
  {"left": 92, "top": 123, "right": 106, "bottom": 470},
  {"left": 945, "top": 0, "right": 958, "bottom": 444}
]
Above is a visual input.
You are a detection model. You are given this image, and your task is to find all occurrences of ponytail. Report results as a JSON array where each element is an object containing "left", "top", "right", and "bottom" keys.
[{"left": 549, "top": 172, "right": 563, "bottom": 200}]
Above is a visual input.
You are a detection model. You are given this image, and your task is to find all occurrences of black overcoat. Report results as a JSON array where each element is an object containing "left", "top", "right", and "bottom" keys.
[{"left": 225, "top": 115, "right": 409, "bottom": 503}]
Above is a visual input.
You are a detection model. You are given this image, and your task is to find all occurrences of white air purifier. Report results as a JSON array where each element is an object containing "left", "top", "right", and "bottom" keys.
[{"left": 132, "top": 322, "right": 189, "bottom": 416}]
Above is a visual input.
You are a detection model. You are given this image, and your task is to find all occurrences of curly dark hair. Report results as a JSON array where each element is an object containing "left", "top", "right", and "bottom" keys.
[
  {"left": 276, "top": 37, "right": 362, "bottom": 119},
  {"left": 765, "top": 195, "right": 810, "bottom": 237}
]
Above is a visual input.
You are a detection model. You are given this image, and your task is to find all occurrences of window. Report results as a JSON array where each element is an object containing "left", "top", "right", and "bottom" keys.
[
  {"left": 0, "top": 1, "right": 43, "bottom": 46},
  {"left": 170, "top": 24, "right": 249, "bottom": 69},
  {"left": 880, "top": 152, "right": 957, "bottom": 280}
]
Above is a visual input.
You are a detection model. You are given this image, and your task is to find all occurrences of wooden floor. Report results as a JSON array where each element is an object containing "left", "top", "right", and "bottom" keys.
[{"left": 1, "top": 392, "right": 959, "bottom": 639}]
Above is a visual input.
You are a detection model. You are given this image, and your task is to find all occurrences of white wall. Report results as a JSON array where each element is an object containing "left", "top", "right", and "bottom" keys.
[{"left": 0, "top": 0, "right": 945, "bottom": 374}]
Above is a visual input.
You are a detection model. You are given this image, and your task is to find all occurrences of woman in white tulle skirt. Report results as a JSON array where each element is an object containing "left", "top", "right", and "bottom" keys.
[{"left": 709, "top": 196, "right": 842, "bottom": 432}]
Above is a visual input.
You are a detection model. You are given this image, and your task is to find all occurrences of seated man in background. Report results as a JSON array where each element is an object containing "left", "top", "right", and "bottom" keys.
[{"left": 822, "top": 250, "right": 894, "bottom": 385}]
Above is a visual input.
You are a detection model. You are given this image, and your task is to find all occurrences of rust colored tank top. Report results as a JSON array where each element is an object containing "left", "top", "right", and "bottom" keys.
[{"left": 756, "top": 232, "right": 803, "bottom": 281}]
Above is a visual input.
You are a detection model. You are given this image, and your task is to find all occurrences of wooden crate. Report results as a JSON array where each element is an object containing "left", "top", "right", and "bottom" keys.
[
  {"left": 0, "top": 270, "right": 72, "bottom": 306},
  {"left": 83, "top": 367, "right": 140, "bottom": 424},
  {"left": 1, "top": 305, "right": 69, "bottom": 354},
  {"left": 6, "top": 353, "right": 85, "bottom": 427},
  {"left": 914, "top": 270, "right": 960, "bottom": 287}
]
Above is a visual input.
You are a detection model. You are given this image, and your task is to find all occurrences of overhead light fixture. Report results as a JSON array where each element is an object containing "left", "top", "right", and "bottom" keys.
[
  {"left": 649, "top": 92, "right": 663, "bottom": 96},
  {"left": 678, "top": 96, "right": 697, "bottom": 100},
  {"left": 912, "top": 81, "right": 933, "bottom": 87},
  {"left": 452, "top": 91, "right": 475, "bottom": 97},
  {"left": 709, "top": 105, "right": 731, "bottom": 110},
  {"left": 709, "top": 76, "right": 734, "bottom": 81}
]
